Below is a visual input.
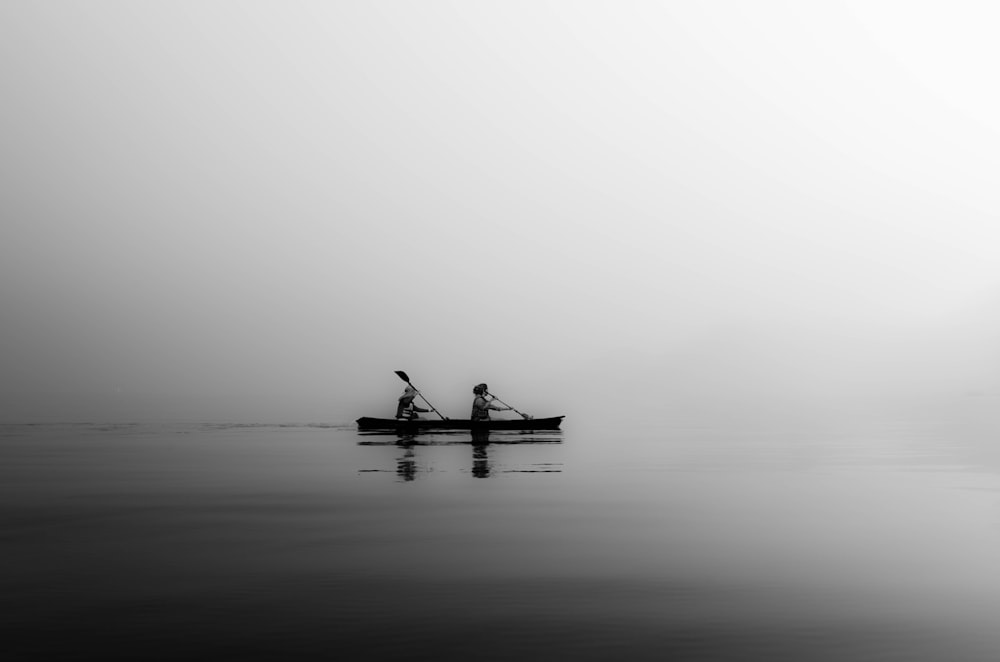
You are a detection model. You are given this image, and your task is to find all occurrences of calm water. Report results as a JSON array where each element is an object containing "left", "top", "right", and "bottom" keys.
[{"left": 4, "top": 408, "right": 1000, "bottom": 660}]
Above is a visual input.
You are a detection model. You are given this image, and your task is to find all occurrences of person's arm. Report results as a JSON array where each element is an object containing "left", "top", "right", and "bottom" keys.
[{"left": 473, "top": 396, "right": 499, "bottom": 412}]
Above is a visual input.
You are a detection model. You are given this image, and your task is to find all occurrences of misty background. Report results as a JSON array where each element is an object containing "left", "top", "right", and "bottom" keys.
[{"left": 2, "top": 1, "right": 999, "bottom": 425}]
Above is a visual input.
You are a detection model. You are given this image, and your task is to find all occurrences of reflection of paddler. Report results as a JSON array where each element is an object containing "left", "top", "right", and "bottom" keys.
[
  {"left": 471, "top": 437, "right": 491, "bottom": 478},
  {"left": 396, "top": 442, "right": 417, "bottom": 481},
  {"left": 396, "top": 386, "right": 429, "bottom": 420}
]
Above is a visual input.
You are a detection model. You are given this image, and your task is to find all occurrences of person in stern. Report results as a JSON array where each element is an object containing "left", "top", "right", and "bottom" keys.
[
  {"left": 471, "top": 383, "right": 511, "bottom": 421},
  {"left": 396, "top": 385, "right": 429, "bottom": 420}
]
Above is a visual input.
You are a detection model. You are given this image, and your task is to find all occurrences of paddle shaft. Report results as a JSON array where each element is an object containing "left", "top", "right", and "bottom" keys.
[
  {"left": 485, "top": 392, "right": 529, "bottom": 419},
  {"left": 413, "top": 388, "right": 447, "bottom": 420}
]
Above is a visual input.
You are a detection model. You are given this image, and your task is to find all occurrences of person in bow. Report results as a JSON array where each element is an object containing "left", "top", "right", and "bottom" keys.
[{"left": 471, "top": 383, "right": 510, "bottom": 421}]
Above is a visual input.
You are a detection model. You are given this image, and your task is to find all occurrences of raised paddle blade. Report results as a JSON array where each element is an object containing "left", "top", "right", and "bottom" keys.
[{"left": 394, "top": 370, "right": 410, "bottom": 383}]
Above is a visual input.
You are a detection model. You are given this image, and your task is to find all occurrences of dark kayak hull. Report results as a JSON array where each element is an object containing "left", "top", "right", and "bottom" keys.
[{"left": 356, "top": 416, "right": 564, "bottom": 431}]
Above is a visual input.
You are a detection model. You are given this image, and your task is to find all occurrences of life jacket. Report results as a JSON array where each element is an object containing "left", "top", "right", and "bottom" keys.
[
  {"left": 471, "top": 396, "right": 490, "bottom": 421},
  {"left": 396, "top": 396, "right": 415, "bottom": 419}
]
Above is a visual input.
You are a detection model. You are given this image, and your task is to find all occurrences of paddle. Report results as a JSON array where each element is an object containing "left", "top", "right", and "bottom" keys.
[
  {"left": 484, "top": 390, "right": 533, "bottom": 420},
  {"left": 394, "top": 370, "right": 448, "bottom": 420}
]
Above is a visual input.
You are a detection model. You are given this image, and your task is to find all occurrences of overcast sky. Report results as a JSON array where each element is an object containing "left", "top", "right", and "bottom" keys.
[{"left": 2, "top": 2, "right": 998, "bottom": 423}]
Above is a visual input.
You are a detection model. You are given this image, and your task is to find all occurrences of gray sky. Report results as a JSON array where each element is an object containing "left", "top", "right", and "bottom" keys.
[{"left": 2, "top": 1, "right": 999, "bottom": 423}]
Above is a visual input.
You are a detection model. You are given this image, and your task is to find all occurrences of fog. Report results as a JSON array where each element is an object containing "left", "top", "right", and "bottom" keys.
[{"left": 2, "top": 2, "right": 998, "bottom": 423}]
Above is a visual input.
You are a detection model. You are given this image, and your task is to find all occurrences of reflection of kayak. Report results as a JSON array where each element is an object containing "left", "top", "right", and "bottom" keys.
[{"left": 356, "top": 416, "right": 564, "bottom": 431}]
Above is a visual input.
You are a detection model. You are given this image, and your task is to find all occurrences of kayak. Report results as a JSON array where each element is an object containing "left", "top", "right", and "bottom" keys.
[{"left": 356, "top": 416, "right": 565, "bottom": 431}]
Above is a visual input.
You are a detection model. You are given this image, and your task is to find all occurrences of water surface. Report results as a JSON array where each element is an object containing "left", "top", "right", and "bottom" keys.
[{"left": 4, "top": 410, "right": 1000, "bottom": 660}]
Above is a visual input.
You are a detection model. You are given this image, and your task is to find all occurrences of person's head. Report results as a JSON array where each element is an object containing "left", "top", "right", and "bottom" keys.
[
  {"left": 399, "top": 385, "right": 417, "bottom": 402},
  {"left": 473, "top": 383, "right": 488, "bottom": 396}
]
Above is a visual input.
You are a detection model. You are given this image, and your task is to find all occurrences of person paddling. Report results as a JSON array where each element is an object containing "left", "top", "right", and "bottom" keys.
[
  {"left": 471, "top": 383, "right": 510, "bottom": 421},
  {"left": 396, "top": 385, "right": 429, "bottom": 420}
]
